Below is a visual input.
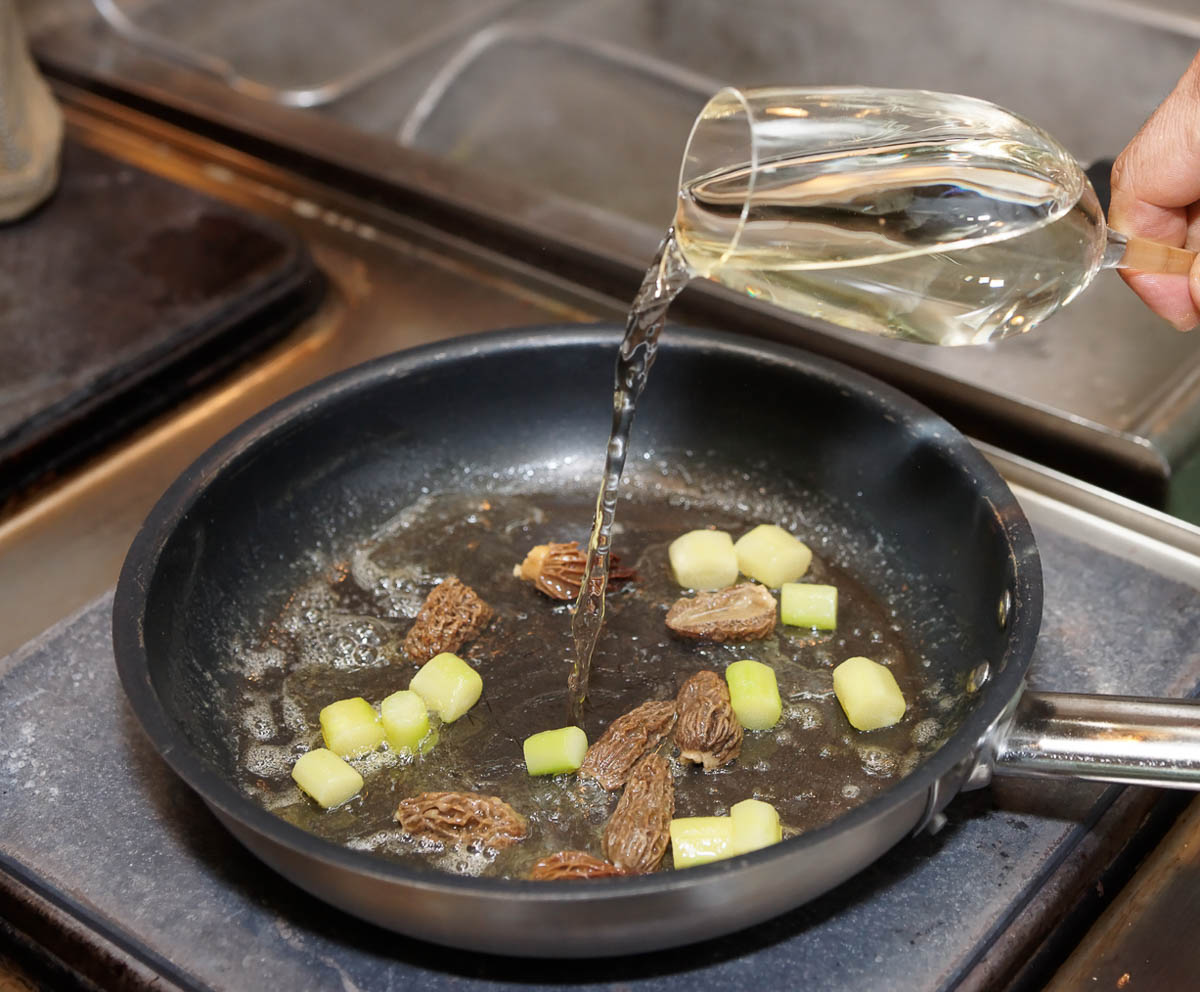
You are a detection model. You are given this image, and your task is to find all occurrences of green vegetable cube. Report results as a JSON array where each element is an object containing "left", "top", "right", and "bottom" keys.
[
  {"left": 380, "top": 689, "right": 431, "bottom": 754},
  {"left": 725, "top": 659, "right": 782, "bottom": 730},
  {"left": 730, "top": 798, "right": 782, "bottom": 854},
  {"left": 669, "top": 816, "right": 735, "bottom": 868},
  {"left": 833, "top": 656, "right": 906, "bottom": 731},
  {"left": 780, "top": 583, "right": 838, "bottom": 630},
  {"left": 319, "top": 697, "right": 385, "bottom": 757},
  {"left": 409, "top": 651, "right": 483, "bottom": 723},
  {"left": 292, "top": 748, "right": 364, "bottom": 808},
  {"left": 523, "top": 726, "right": 589, "bottom": 775},
  {"left": 734, "top": 524, "right": 812, "bottom": 588},
  {"left": 668, "top": 529, "right": 738, "bottom": 590}
]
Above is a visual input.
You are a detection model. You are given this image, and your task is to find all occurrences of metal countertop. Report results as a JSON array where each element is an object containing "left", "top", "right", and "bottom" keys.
[{"left": 20, "top": 0, "right": 1200, "bottom": 512}]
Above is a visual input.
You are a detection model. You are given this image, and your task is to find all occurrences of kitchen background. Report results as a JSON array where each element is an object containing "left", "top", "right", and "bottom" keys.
[{"left": 4, "top": 1, "right": 1200, "bottom": 990}]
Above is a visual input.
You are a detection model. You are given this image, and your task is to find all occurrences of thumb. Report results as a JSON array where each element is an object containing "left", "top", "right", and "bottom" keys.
[{"left": 1109, "top": 50, "right": 1200, "bottom": 243}]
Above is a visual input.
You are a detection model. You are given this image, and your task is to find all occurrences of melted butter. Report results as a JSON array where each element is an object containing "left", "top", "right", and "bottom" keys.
[{"left": 232, "top": 481, "right": 957, "bottom": 877}]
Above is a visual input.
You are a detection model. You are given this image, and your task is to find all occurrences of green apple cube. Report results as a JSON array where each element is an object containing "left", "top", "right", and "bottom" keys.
[
  {"left": 780, "top": 582, "right": 838, "bottom": 630},
  {"left": 417, "top": 726, "right": 440, "bottom": 755},
  {"left": 669, "top": 816, "right": 735, "bottom": 868},
  {"left": 730, "top": 798, "right": 782, "bottom": 854},
  {"left": 734, "top": 524, "right": 812, "bottom": 588},
  {"left": 380, "top": 690, "right": 431, "bottom": 754},
  {"left": 292, "top": 748, "right": 364, "bottom": 808},
  {"left": 833, "top": 656, "right": 906, "bottom": 731},
  {"left": 409, "top": 651, "right": 483, "bottom": 723},
  {"left": 523, "top": 726, "right": 589, "bottom": 775},
  {"left": 668, "top": 529, "right": 738, "bottom": 590},
  {"left": 319, "top": 697, "right": 385, "bottom": 757},
  {"left": 725, "top": 659, "right": 782, "bottom": 730}
]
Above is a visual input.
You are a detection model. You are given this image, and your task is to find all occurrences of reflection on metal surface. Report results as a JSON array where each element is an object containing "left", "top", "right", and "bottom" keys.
[
  {"left": 90, "top": 0, "right": 522, "bottom": 107},
  {"left": 1048, "top": 0, "right": 1200, "bottom": 38},
  {"left": 997, "top": 588, "right": 1012, "bottom": 629},
  {"left": 995, "top": 691, "right": 1200, "bottom": 789},
  {"left": 397, "top": 22, "right": 721, "bottom": 146}
]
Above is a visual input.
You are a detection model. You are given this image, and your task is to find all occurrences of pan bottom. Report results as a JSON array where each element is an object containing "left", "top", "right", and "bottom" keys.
[{"left": 228, "top": 473, "right": 957, "bottom": 881}]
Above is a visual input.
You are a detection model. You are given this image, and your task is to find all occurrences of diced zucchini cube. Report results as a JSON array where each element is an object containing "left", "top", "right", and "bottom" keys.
[
  {"left": 409, "top": 651, "right": 483, "bottom": 723},
  {"left": 668, "top": 530, "right": 738, "bottom": 590},
  {"left": 780, "top": 582, "right": 838, "bottom": 630},
  {"left": 292, "top": 748, "right": 364, "bottom": 808},
  {"left": 319, "top": 697, "right": 385, "bottom": 757},
  {"left": 734, "top": 524, "right": 812, "bottom": 588},
  {"left": 725, "top": 659, "right": 782, "bottom": 730},
  {"left": 669, "top": 816, "right": 735, "bottom": 868},
  {"left": 523, "top": 726, "right": 589, "bottom": 775},
  {"left": 380, "top": 689, "right": 431, "bottom": 754},
  {"left": 833, "top": 656, "right": 906, "bottom": 731},
  {"left": 730, "top": 798, "right": 782, "bottom": 854}
]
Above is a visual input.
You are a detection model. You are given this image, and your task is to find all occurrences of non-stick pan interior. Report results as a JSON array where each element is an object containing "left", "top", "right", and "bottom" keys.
[{"left": 116, "top": 324, "right": 1039, "bottom": 947}]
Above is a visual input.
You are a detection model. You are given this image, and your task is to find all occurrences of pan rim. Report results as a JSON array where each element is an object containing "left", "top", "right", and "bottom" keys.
[{"left": 112, "top": 322, "right": 1042, "bottom": 906}]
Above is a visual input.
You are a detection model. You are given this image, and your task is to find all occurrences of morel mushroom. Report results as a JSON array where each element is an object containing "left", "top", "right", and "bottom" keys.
[
  {"left": 665, "top": 582, "right": 776, "bottom": 642},
  {"left": 394, "top": 791, "right": 526, "bottom": 850},
  {"left": 403, "top": 577, "right": 493, "bottom": 662},
  {"left": 529, "top": 851, "right": 626, "bottom": 881},
  {"left": 579, "top": 699, "right": 677, "bottom": 790},
  {"left": 674, "top": 670, "right": 743, "bottom": 770},
  {"left": 514, "top": 541, "right": 636, "bottom": 600},
  {"left": 603, "top": 753, "right": 674, "bottom": 874}
]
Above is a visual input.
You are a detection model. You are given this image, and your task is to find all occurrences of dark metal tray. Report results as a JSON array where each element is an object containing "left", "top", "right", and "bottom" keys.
[{"left": 0, "top": 138, "right": 324, "bottom": 510}]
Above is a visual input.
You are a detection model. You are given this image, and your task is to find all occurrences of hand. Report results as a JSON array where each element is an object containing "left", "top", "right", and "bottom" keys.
[{"left": 1108, "top": 49, "right": 1200, "bottom": 331}]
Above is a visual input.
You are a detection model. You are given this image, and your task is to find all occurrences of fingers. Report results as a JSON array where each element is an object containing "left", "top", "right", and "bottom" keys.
[
  {"left": 1109, "top": 50, "right": 1200, "bottom": 237},
  {"left": 1108, "top": 49, "right": 1200, "bottom": 328},
  {"left": 1118, "top": 268, "right": 1200, "bottom": 331}
]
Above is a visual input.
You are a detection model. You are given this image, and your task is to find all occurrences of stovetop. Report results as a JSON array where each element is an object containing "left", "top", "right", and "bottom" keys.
[{"left": 3, "top": 484, "right": 1199, "bottom": 991}]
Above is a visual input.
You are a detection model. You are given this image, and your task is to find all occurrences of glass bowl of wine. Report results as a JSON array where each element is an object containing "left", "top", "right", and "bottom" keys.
[{"left": 674, "top": 86, "right": 1194, "bottom": 345}]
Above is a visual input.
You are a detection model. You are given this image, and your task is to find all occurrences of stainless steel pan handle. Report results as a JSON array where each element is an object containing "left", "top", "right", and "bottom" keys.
[{"left": 990, "top": 690, "right": 1200, "bottom": 789}]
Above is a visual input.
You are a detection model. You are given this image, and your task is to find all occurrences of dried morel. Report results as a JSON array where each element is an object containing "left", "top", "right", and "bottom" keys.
[
  {"left": 675, "top": 670, "right": 743, "bottom": 770},
  {"left": 579, "top": 699, "right": 677, "bottom": 791},
  {"left": 603, "top": 753, "right": 674, "bottom": 874},
  {"left": 403, "top": 577, "right": 493, "bottom": 662},
  {"left": 514, "top": 541, "right": 636, "bottom": 601},
  {"left": 529, "top": 851, "right": 626, "bottom": 881},
  {"left": 394, "top": 791, "right": 526, "bottom": 850},
  {"left": 665, "top": 582, "right": 776, "bottom": 642}
]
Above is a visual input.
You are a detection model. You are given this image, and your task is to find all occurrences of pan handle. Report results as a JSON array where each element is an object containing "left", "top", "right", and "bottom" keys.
[{"left": 988, "top": 690, "right": 1200, "bottom": 789}]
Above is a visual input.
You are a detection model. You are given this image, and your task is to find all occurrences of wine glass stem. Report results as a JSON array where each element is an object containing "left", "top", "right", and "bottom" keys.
[{"left": 1103, "top": 229, "right": 1197, "bottom": 275}]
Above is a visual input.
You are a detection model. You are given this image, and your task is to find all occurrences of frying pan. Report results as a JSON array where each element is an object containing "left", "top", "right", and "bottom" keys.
[{"left": 112, "top": 324, "right": 1200, "bottom": 957}]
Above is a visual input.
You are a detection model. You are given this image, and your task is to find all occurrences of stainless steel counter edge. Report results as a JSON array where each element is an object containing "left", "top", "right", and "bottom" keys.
[{"left": 982, "top": 441, "right": 1200, "bottom": 582}]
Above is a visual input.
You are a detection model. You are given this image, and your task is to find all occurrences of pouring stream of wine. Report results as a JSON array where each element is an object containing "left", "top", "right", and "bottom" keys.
[
  {"left": 566, "top": 147, "right": 1197, "bottom": 722},
  {"left": 567, "top": 233, "right": 691, "bottom": 726}
]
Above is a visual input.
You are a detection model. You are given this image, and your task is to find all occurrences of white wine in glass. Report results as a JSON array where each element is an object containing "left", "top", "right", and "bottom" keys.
[{"left": 674, "top": 87, "right": 1195, "bottom": 346}]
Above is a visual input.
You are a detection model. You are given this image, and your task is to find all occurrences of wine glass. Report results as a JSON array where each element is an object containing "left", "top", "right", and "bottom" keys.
[{"left": 674, "top": 86, "right": 1195, "bottom": 346}]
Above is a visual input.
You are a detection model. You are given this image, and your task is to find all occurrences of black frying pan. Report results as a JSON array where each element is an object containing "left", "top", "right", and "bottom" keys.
[{"left": 113, "top": 323, "right": 1130, "bottom": 956}]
